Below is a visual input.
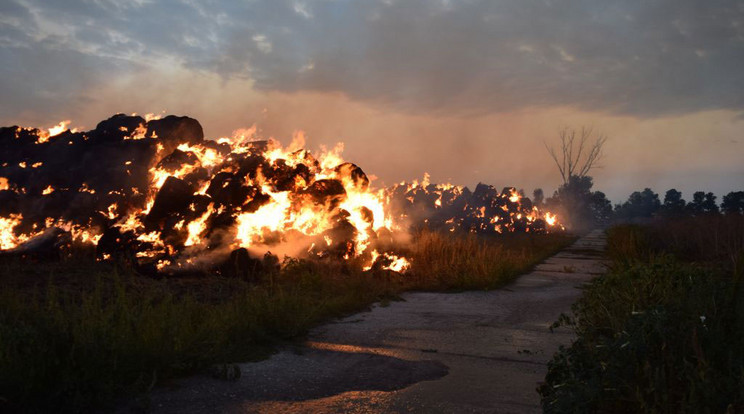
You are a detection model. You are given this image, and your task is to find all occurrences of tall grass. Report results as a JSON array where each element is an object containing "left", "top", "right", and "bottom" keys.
[
  {"left": 608, "top": 214, "right": 744, "bottom": 272},
  {"left": 409, "top": 230, "right": 568, "bottom": 290},
  {"left": 0, "top": 230, "right": 572, "bottom": 413},
  {"left": 540, "top": 215, "right": 744, "bottom": 413}
]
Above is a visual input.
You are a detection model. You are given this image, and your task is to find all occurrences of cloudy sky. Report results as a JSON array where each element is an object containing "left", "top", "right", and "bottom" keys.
[{"left": 1, "top": 0, "right": 743, "bottom": 202}]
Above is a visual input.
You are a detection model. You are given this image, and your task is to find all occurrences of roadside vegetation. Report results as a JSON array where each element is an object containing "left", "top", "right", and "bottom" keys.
[
  {"left": 539, "top": 214, "right": 744, "bottom": 413},
  {"left": 0, "top": 229, "right": 572, "bottom": 413}
]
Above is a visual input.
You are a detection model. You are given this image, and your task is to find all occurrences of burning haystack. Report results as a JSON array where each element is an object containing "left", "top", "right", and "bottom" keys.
[{"left": 0, "top": 114, "right": 559, "bottom": 276}]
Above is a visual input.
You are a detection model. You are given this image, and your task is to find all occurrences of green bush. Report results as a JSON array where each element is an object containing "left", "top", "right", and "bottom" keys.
[{"left": 540, "top": 218, "right": 744, "bottom": 413}]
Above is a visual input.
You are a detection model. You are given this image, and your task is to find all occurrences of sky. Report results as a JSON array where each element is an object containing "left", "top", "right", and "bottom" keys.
[{"left": 1, "top": 0, "right": 743, "bottom": 203}]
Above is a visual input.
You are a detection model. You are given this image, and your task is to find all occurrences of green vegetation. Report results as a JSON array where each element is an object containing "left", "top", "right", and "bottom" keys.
[
  {"left": 0, "top": 230, "right": 572, "bottom": 413},
  {"left": 540, "top": 215, "right": 744, "bottom": 413}
]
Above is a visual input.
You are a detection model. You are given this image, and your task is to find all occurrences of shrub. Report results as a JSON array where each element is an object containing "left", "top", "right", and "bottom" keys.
[{"left": 540, "top": 217, "right": 744, "bottom": 413}]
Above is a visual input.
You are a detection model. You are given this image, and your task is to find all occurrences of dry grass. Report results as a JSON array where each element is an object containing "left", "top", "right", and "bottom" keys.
[{"left": 0, "top": 230, "right": 573, "bottom": 413}]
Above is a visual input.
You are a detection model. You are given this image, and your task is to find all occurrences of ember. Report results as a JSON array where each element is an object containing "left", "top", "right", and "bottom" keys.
[
  {"left": 387, "top": 174, "right": 560, "bottom": 235},
  {"left": 0, "top": 114, "right": 560, "bottom": 275}
]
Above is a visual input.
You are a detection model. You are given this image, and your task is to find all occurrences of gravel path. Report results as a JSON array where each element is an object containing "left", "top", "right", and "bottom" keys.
[{"left": 145, "top": 230, "right": 607, "bottom": 414}]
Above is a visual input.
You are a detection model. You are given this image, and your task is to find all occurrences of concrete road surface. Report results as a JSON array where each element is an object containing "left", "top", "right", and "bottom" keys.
[{"left": 146, "top": 230, "right": 607, "bottom": 413}]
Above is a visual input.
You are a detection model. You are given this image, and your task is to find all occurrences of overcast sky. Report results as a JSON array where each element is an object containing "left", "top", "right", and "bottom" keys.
[{"left": 1, "top": 0, "right": 743, "bottom": 202}]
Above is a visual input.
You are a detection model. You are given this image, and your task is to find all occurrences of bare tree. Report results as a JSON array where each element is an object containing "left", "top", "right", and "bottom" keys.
[{"left": 544, "top": 127, "right": 607, "bottom": 184}]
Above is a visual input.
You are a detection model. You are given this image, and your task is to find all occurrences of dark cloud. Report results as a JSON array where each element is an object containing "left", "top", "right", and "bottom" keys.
[
  {"left": 228, "top": 0, "right": 744, "bottom": 116},
  {"left": 0, "top": 0, "right": 743, "bottom": 121}
]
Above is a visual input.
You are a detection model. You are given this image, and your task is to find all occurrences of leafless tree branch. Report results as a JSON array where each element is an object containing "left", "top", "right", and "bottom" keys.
[{"left": 545, "top": 127, "right": 607, "bottom": 184}]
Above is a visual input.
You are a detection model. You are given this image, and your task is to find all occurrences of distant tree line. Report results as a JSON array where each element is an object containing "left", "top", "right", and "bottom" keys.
[
  {"left": 534, "top": 183, "right": 744, "bottom": 231},
  {"left": 541, "top": 126, "right": 743, "bottom": 231},
  {"left": 614, "top": 188, "right": 744, "bottom": 219}
]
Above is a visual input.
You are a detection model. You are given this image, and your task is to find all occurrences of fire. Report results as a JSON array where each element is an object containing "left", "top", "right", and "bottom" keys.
[
  {"left": 384, "top": 253, "right": 411, "bottom": 272},
  {"left": 185, "top": 204, "right": 215, "bottom": 246},
  {"left": 127, "top": 123, "right": 149, "bottom": 140},
  {"left": 0, "top": 113, "right": 562, "bottom": 275},
  {"left": 545, "top": 212, "right": 557, "bottom": 226},
  {"left": 0, "top": 214, "right": 41, "bottom": 250},
  {"left": 509, "top": 189, "right": 521, "bottom": 203},
  {"left": 36, "top": 120, "right": 77, "bottom": 144},
  {"left": 0, "top": 214, "right": 23, "bottom": 249},
  {"left": 47, "top": 120, "right": 72, "bottom": 137},
  {"left": 386, "top": 176, "right": 558, "bottom": 235},
  {"left": 363, "top": 250, "right": 412, "bottom": 272}
]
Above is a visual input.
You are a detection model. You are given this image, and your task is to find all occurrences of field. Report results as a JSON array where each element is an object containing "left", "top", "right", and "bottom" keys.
[
  {"left": 0, "top": 229, "right": 572, "bottom": 413},
  {"left": 540, "top": 215, "right": 744, "bottom": 413}
]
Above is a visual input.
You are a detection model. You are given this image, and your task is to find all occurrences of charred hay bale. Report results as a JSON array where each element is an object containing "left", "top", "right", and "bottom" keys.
[
  {"left": 334, "top": 162, "right": 369, "bottom": 190},
  {"left": 0, "top": 126, "right": 40, "bottom": 150},
  {"left": 186, "top": 194, "right": 213, "bottom": 217},
  {"left": 373, "top": 227, "right": 396, "bottom": 249},
  {"left": 0, "top": 190, "right": 19, "bottom": 215},
  {"left": 531, "top": 219, "right": 547, "bottom": 233},
  {"left": 473, "top": 183, "right": 499, "bottom": 203},
  {"left": 243, "top": 188, "right": 271, "bottom": 213},
  {"left": 40, "top": 129, "right": 76, "bottom": 146},
  {"left": 244, "top": 140, "right": 269, "bottom": 155},
  {"left": 145, "top": 176, "right": 194, "bottom": 229},
  {"left": 35, "top": 189, "right": 81, "bottom": 219},
  {"left": 157, "top": 149, "right": 200, "bottom": 170},
  {"left": 520, "top": 197, "right": 533, "bottom": 211},
  {"left": 0, "top": 126, "right": 20, "bottom": 145},
  {"left": 302, "top": 179, "right": 347, "bottom": 207},
  {"left": 75, "top": 139, "right": 157, "bottom": 196},
  {"left": 219, "top": 248, "right": 264, "bottom": 282},
  {"left": 182, "top": 167, "right": 210, "bottom": 189},
  {"left": 237, "top": 154, "right": 269, "bottom": 180},
  {"left": 96, "top": 226, "right": 138, "bottom": 260},
  {"left": 269, "top": 160, "right": 313, "bottom": 191},
  {"left": 203, "top": 211, "right": 235, "bottom": 246},
  {"left": 90, "top": 114, "right": 146, "bottom": 143},
  {"left": 0, "top": 228, "right": 71, "bottom": 261},
  {"left": 206, "top": 172, "right": 256, "bottom": 208},
  {"left": 0, "top": 163, "right": 32, "bottom": 191},
  {"left": 201, "top": 139, "right": 232, "bottom": 156},
  {"left": 146, "top": 115, "right": 203, "bottom": 153},
  {"left": 323, "top": 211, "right": 358, "bottom": 258}
]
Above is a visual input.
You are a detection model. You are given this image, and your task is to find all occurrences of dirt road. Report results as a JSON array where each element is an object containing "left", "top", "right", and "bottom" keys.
[{"left": 147, "top": 230, "right": 607, "bottom": 413}]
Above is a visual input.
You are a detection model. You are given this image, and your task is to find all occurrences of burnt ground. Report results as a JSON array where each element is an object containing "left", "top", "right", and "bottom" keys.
[{"left": 139, "top": 230, "right": 607, "bottom": 414}]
